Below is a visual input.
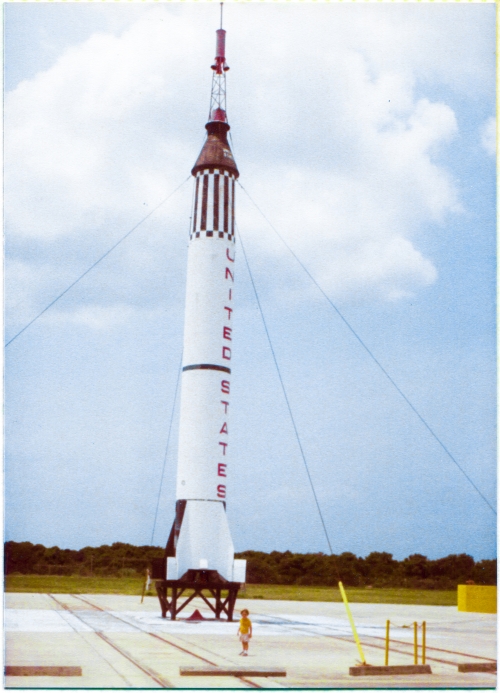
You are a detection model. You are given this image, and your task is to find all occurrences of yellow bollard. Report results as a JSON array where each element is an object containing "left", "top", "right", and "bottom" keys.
[
  {"left": 338, "top": 582, "right": 367, "bottom": 665},
  {"left": 413, "top": 622, "right": 418, "bottom": 664},
  {"left": 385, "top": 620, "right": 390, "bottom": 666},
  {"left": 422, "top": 621, "right": 426, "bottom": 665}
]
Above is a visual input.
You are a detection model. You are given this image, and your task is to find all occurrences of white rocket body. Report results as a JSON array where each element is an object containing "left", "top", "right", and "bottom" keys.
[
  {"left": 164, "top": 24, "right": 246, "bottom": 585},
  {"left": 168, "top": 138, "right": 246, "bottom": 583},
  {"left": 177, "top": 169, "right": 236, "bottom": 505}
]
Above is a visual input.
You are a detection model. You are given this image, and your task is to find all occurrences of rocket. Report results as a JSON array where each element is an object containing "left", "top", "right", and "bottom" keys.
[{"left": 164, "top": 24, "right": 246, "bottom": 585}]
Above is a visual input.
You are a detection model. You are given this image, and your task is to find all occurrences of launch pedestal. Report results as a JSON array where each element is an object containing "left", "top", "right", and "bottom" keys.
[{"left": 155, "top": 569, "right": 241, "bottom": 621}]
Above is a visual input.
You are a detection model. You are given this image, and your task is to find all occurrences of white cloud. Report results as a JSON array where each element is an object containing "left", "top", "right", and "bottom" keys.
[
  {"left": 240, "top": 83, "right": 457, "bottom": 299},
  {"left": 480, "top": 117, "right": 496, "bottom": 157},
  {"left": 5, "top": 10, "right": 201, "bottom": 242},
  {"left": 45, "top": 304, "right": 141, "bottom": 330},
  {"left": 345, "top": 5, "right": 494, "bottom": 98},
  {"left": 5, "top": 5, "right": 478, "bottom": 315}
]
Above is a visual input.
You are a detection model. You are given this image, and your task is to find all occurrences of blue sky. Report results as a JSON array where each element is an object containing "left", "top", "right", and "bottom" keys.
[{"left": 4, "top": 3, "right": 496, "bottom": 560}]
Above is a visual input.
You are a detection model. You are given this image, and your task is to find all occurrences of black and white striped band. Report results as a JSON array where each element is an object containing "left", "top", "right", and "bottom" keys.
[{"left": 190, "top": 167, "right": 236, "bottom": 241}]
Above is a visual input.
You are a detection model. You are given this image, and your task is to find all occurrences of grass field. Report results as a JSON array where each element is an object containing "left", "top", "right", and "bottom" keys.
[
  {"left": 5, "top": 575, "right": 145, "bottom": 595},
  {"left": 4, "top": 576, "right": 457, "bottom": 606},
  {"left": 240, "top": 584, "right": 457, "bottom": 606}
]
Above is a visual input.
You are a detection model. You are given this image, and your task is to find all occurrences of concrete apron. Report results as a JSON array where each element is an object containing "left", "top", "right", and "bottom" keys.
[{"left": 5, "top": 593, "right": 497, "bottom": 688}]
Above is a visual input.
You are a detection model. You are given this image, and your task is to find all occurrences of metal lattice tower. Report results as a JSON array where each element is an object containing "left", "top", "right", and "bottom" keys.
[{"left": 208, "top": 7, "right": 230, "bottom": 123}]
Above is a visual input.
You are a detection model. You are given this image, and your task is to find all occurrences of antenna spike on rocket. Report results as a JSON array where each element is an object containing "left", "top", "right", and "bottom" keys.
[{"left": 209, "top": 6, "right": 230, "bottom": 123}]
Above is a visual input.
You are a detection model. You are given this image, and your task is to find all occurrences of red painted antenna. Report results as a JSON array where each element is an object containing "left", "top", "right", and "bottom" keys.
[{"left": 209, "top": 3, "right": 229, "bottom": 123}]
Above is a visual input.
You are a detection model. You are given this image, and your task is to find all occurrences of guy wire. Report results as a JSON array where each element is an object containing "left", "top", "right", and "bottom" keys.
[
  {"left": 5, "top": 176, "right": 191, "bottom": 348},
  {"left": 237, "top": 223, "right": 334, "bottom": 555},
  {"left": 237, "top": 181, "right": 496, "bottom": 517},
  {"left": 151, "top": 351, "right": 183, "bottom": 545}
]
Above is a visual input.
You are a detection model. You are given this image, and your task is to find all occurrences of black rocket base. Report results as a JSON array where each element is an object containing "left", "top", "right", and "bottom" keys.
[
  {"left": 151, "top": 501, "right": 242, "bottom": 621},
  {"left": 152, "top": 569, "right": 241, "bottom": 621}
]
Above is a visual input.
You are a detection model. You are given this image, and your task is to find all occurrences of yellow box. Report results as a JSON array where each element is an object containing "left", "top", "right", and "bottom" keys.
[{"left": 457, "top": 585, "right": 497, "bottom": 614}]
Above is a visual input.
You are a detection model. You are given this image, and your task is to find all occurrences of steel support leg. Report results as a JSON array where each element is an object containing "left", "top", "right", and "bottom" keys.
[{"left": 155, "top": 581, "right": 169, "bottom": 619}]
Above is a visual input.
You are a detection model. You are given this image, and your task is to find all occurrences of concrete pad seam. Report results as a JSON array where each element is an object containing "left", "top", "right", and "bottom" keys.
[
  {"left": 46, "top": 595, "right": 138, "bottom": 687},
  {"left": 54, "top": 597, "right": 262, "bottom": 688},
  {"left": 95, "top": 631, "right": 172, "bottom": 687},
  {"left": 6, "top": 595, "right": 495, "bottom": 689}
]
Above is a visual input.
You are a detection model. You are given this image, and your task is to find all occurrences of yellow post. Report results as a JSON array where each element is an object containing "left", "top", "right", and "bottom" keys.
[
  {"left": 338, "top": 581, "right": 367, "bottom": 665},
  {"left": 385, "top": 620, "right": 390, "bottom": 666},
  {"left": 413, "top": 621, "right": 418, "bottom": 664},
  {"left": 422, "top": 621, "right": 426, "bottom": 664}
]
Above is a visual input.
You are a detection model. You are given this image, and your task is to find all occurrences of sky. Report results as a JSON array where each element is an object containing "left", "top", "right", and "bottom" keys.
[{"left": 4, "top": 2, "right": 496, "bottom": 561}]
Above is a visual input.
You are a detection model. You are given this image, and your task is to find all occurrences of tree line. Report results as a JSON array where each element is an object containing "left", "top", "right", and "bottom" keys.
[
  {"left": 238, "top": 550, "right": 496, "bottom": 589},
  {"left": 4, "top": 541, "right": 496, "bottom": 589}
]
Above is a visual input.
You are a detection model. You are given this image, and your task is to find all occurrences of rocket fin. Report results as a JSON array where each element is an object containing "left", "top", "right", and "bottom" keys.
[
  {"left": 165, "top": 520, "right": 176, "bottom": 558},
  {"left": 164, "top": 500, "right": 187, "bottom": 558}
]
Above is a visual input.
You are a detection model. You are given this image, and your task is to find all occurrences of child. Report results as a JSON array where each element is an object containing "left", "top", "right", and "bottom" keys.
[{"left": 237, "top": 609, "right": 252, "bottom": 656}]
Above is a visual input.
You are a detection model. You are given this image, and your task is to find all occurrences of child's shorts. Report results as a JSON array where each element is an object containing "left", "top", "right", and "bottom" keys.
[{"left": 239, "top": 634, "right": 250, "bottom": 643}]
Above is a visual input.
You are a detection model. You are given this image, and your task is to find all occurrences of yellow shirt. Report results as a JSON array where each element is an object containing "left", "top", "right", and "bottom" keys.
[{"left": 239, "top": 617, "right": 252, "bottom": 634}]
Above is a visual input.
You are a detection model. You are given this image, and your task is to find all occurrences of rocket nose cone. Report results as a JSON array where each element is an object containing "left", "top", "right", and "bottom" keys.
[{"left": 191, "top": 120, "right": 239, "bottom": 178}]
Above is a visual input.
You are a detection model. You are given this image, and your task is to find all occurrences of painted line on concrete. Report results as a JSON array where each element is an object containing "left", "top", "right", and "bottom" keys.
[
  {"left": 45, "top": 594, "right": 134, "bottom": 687},
  {"left": 255, "top": 613, "right": 465, "bottom": 668},
  {"left": 358, "top": 632, "right": 498, "bottom": 663},
  {"left": 48, "top": 594, "right": 172, "bottom": 688},
  {"left": 16, "top": 597, "right": 492, "bottom": 673},
  {"left": 250, "top": 611, "right": 496, "bottom": 663},
  {"left": 95, "top": 631, "right": 172, "bottom": 688},
  {"left": 148, "top": 631, "right": 266, "bottom": 689},
  {"left": 73, "top": 595, "right": 264, "bottom": 689}
]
